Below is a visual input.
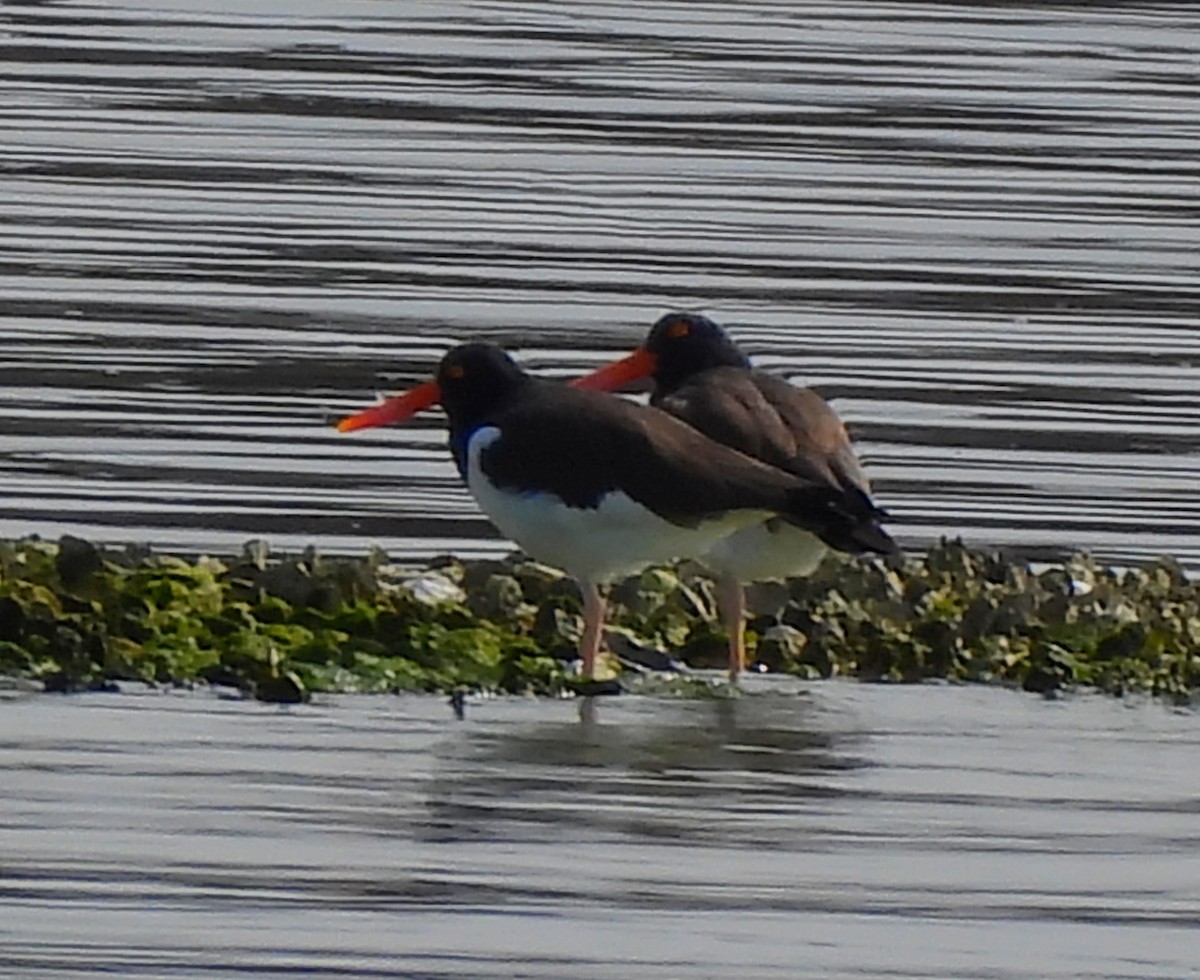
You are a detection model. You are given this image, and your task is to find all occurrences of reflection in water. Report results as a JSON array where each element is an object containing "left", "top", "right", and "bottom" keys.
[
  {"left": 3, "top": 685, "right": 1198, "bottom": 979},
  {"left": 419, "top": 693, "right": 863, "bottom": 847}
]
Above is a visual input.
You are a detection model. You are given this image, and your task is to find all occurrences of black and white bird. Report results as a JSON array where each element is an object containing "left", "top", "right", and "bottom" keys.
[
  {"left": 339, "top": 341, "right": 877, "bottom": 679},
  {"left": 574, "top": 313, "right": 896, "bottom": 678}
]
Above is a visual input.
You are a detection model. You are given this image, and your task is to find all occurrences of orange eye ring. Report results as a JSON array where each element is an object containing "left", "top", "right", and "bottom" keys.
[
  {"left": 444, "top": 364, "right": 466, "bottom": 380},
  {"left": 666, "top": 319, "right": 690, "bottom": 339}
]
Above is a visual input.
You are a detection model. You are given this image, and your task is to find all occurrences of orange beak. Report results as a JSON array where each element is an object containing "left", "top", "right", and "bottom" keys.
[
  {"left": 571, "top": 347, "right": 658, "bottom": 392},
  {"left": 336, "top": 379, "right": 442, "bottom": 432}
]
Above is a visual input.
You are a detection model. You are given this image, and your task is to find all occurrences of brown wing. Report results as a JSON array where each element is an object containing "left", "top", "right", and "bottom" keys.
[
  {"left": 655, "top": 366, "right": 869, "bottom": 495},
  {"left": 653, "top": 366, "right": 894, "bottom": 554}
]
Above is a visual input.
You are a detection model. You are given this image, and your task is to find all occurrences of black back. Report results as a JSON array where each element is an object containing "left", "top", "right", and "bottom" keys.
[{"left": 434, "top": 343, "right": 836, "bottom": 528}]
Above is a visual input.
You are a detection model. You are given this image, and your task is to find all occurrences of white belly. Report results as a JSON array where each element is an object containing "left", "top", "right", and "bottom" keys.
[
  {"left": 703, "top": 519, "right": 827, "bottom": 583},
  {"left": 466, "top": 427, "right": 769, "bottom": 584}
]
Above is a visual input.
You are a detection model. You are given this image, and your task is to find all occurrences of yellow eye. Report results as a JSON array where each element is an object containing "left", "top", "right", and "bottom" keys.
[
  {"left": 666, "top": 319, "right": 690, "bottom": 339},
  {"left": 445, "top": 364, "right": 466, "bottom": 380}
]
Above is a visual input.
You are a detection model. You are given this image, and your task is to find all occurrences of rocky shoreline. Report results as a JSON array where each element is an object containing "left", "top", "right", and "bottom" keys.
[{"left": 0, "top": 536, "right": 1195, "bottom": 704}]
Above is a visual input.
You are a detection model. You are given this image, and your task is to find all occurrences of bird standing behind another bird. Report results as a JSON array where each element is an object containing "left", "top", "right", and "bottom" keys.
[
  {"left": 574, "top": 312, "right": 897, "bottom": 679},
  {"left": 339, "top": 342, "right": 862, "bottom": 681}
]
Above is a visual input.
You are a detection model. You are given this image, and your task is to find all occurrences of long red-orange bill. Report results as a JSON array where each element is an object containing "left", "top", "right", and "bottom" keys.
[
  {"left": 336, "top": 379, "right": 442, "bottom": 432},
  {"left": 571, "top": 347, "right": 657, "bottom": 392}
]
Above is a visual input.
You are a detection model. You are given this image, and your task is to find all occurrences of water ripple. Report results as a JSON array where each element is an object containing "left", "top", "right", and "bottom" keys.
[{"left": 0, "top": 1, "right": 1198, "bottom": 567}]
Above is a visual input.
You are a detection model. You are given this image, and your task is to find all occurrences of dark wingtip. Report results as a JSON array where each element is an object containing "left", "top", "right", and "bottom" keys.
[
  {"left": 788, "top": 486, "right": 899, "bottom": 557},
  {"left": 848, "top": 521, "right": 900, "bottom": 556}
]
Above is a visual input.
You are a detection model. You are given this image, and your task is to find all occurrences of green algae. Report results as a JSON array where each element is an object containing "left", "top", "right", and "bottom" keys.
[{"left": 0, "top": 535, "right": 1197, "bottom": 703}]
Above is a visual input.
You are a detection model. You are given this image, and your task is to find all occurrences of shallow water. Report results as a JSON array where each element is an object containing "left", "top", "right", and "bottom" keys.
[
  {"left": 1, "top": 681, "right": 1197, "bottom": 978},
  {"left": 1, "top": 1, "right": 1198, "bottom": 565},
  {"left": 3, "top": 10, "right": 1198, "bottom": 975}
]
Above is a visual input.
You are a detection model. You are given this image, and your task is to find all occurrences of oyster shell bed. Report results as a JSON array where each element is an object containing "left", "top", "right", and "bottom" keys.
[{"left": 1, "top": 535, "right": 1196, "bottom": 704}]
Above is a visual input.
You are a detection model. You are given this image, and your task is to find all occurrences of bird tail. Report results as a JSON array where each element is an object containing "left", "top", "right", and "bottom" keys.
[{"left": 786, "top": 485, "right": 899, "bottom": 556}]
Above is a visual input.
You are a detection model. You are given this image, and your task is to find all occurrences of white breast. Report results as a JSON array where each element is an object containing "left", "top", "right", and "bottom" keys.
[{"left": 465, "top": 426, "right": 770, "bottom": 584}]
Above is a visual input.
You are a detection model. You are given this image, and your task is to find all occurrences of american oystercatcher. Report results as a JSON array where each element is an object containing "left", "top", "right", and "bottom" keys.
[
  {"left": 338, "top": 342, "right": 862, "bottom": 680},
  {"left": 573, "top": 312, "right": 896, "bottom": 678}
]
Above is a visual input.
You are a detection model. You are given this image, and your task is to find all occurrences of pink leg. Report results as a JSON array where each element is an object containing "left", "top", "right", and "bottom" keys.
[
  {"left": 717, "top": 576, "right": 746, "bottom": 681},
  {"left": 579, "top": 580, "right": 606, "bottom": 679}
]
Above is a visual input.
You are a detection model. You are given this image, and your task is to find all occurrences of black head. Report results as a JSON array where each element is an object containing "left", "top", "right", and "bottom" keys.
[
  {"left": 337, "top": 341, "right": 531, "bottom": 439},
  {"left": 436, "top": 342, "right": 531, "bottom": 429},
  {"left": 644, "top": 312, "right": 750, "bottom": 394}
]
